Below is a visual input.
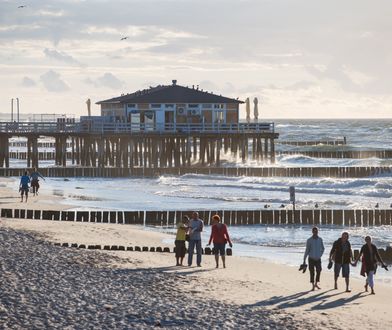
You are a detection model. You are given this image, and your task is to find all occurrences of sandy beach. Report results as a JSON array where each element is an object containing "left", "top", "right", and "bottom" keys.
[{"left": 1, "top": 179, "right": 392, "bottom": 329}]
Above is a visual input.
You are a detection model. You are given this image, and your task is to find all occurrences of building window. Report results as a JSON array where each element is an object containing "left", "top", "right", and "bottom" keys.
[
  {"left": 127, "top": 104, "right": 136, "bottom": 108},
  {"left": 214, "top": 104, "right": 224, "bottom": 109},
  {"left": 151, "top": 104, "right": 161, "bottom": 108},
  {"left": 202, "top": 104, "right": 212, "bottom": 109},
  {"left": 165, "top": 104, "right": 174, "bottom": 108},
  {"left": 188, "top": 104, "right": 200, "bottom": 108}
]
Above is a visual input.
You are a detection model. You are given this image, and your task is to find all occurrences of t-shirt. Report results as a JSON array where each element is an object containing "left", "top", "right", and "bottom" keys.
[
  {"left": 20, "top": 175, "right": 30, "bottom": 188},
  {"left": 30, "top": 172, "right": 43, "bottom": 180},
  {"left": 209, "top": 223, "right": 231, "bottom": 244},
  {"left": 175, "top": 223, "right": 187, "bottom": 241},
  {"left": 189, "top": 218, "right": 204, "bottom": 240}
]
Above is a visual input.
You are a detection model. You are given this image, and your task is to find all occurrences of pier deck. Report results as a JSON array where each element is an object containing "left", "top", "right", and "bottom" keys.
[{"left": 0, "top": 121, "right": 278, "bottom": 169}]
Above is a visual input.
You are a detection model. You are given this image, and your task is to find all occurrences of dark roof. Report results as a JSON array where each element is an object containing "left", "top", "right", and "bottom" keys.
[{"left": 96, "top": 83, "right": 244, "bottom": 105}]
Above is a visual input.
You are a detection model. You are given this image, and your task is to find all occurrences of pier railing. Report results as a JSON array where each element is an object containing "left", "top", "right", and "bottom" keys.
[{"left": 0, "top": 121, "right": 275, "bottom": 134}]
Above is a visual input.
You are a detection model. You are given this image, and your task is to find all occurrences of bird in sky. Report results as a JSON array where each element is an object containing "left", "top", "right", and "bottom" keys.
[
  {"left": 18, "top": 5, "right": 26, "bottom": 8},
  {"left": 120, "top": 37, "right": 129, "bottom": 41}
]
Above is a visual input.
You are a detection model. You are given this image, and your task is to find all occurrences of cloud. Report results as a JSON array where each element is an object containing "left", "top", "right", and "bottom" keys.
[
  {"left": 40, "top": 70, "right": 69, "bottom": 92},
  {"left": 43, "top": 48, "right": 84, "bottom": 66},
  {"left": 84, "top": 73, "right": 124, "bottom": 90},
  {"left": 21, "top": 77, "right": 36, "bottom": 87}
]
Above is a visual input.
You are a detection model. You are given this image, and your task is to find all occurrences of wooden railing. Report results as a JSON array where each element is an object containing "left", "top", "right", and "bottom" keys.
[{"left": 0, "top": 121, "right": 275, "bottom": 134}]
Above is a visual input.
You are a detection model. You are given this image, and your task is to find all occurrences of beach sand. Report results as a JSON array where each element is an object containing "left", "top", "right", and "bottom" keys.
[
  {"left": 1, "top": 179, "right": 392, "bottom": 329},
  {"left": 1, "top": 217, "right": 392, "bottom": 329}
]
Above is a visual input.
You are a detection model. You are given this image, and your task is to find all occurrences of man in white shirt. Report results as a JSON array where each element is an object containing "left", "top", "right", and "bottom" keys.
[{"left": 303, "top": 227, "right": 325, "bottom": 291}]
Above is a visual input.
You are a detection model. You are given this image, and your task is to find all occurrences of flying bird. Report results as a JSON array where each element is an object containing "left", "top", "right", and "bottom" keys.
[
  {"left": 18, "top": 5, "right": 26, "bottom": 8},
  {"left": 120, "top": 37, "right": 129, "bottom": 41}
]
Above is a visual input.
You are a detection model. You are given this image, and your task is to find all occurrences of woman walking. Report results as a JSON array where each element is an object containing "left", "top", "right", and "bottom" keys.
[
  {"left": 353, "top": 236, "right": 388, "bottom": 295},
  {"left": 208, "top": 215, "right": 233, "bottom": 268}
]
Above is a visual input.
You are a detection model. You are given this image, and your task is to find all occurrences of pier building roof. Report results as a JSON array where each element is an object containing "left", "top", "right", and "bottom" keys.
[{"left": 96, "top": 80, "right": 244, "bottom": 105}]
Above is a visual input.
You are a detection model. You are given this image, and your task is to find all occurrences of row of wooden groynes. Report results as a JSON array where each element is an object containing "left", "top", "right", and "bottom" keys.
[
  {"left": 53, "top": 241, "right": 392, "bottom": 263},
  {"left": 53, "top": 242, "right": 233, "bottom": 256},
  {"left": 277, "top": 150, "right": 392, "bottom": 159},
  {"left": 0, "top": 166, "right": 392, "bottom": 178},
  {"left": 8, "top": 149, "right": 392, "bottom": 160},
  {"left": 2, "top": 208, "right": 392, "bottom": 226}
]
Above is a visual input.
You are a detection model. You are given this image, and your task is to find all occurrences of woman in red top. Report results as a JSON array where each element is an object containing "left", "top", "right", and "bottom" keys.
[{"left": 208, "top": 215, "right": 233, "bottom": 268}]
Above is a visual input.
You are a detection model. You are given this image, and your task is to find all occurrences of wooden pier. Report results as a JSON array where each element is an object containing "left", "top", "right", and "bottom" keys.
[{"left": 0, "top": 121, "right": 278, "bottom": 168}]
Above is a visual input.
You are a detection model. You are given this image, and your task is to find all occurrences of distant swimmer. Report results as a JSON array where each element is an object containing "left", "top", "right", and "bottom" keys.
[
  {"left": 18, "top": 5, "right": 26, "bottom": 8},
  {"left": 353, "top": 236, "right": 388, "bottom": 295},
  {"left": 280, "top": 204, "right": 285, "bottom": 208},
  {"left": 315, "top": 203, "right": 319, "bottom": 208},
  {"left": 264, "top": 204, "right": 270, "bottom": 208},
  {"left": 375, "top": 203, "right": 379, "bottom": 208},
  {"left": 19, "top": 171, "right": 30, "bottom": 202},
  {"left": 30, "top": 167, "right": 45, "bottom": 196},
  {"left": 120, "top": 36, "right": 129, "bottom": 40},
  {"left": 303, "top": 227, "right": 325, "bottom": 291}
]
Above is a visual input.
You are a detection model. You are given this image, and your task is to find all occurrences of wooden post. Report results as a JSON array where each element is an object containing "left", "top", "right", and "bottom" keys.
[{"left": 270, "top": 137, "right": 275, "bottom": 164}]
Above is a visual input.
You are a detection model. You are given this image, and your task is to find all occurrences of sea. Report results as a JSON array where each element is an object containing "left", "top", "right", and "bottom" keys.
[{"left": 4, "top": 119, "right": 392, "bottom": 283}]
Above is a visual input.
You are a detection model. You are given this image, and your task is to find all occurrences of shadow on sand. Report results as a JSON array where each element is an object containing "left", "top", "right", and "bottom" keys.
[{"left": 245, "top": 289, "right": 365, "bottom": 311}]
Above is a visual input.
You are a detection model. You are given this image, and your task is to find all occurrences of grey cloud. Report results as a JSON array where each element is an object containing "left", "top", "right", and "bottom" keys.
[
  {"left": 84, "top": 73, "right": 124, "bottom": 90},
  {"left": 43, "top": 48, "right": 84, "bottom": 66},
  {"left": 40, "top": 70, "right": 69, "bottom": 92},
  {"left": 21, "top": 77, "right": 36, "bottom": 87}
]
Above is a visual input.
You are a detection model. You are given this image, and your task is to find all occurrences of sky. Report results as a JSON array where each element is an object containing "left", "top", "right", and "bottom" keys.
[{"left": 0, "top": 0, "right": 391, "bottom": 119}]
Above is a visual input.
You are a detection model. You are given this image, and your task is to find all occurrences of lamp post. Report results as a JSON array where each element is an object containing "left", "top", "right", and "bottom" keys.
[
  {"left": 11, "top": 98, "right": 14, "bottom": 121},
  {"left": 16, "top": 97, "right": 20, "bottom": 122}
]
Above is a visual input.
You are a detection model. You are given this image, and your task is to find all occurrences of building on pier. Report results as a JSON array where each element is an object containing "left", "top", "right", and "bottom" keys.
[
  {"left": 0, "top": 80, "right": 278, "bottom": 170},
  {"left": 95, "top": 80, "right": 243, "bottom": 130}
]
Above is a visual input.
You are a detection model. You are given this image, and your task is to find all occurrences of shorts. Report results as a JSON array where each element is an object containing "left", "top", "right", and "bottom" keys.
[
  {"left": 20, "top": 186, "right": 29, "bottom": 195},
  {"left": 213, "top": 243, "right": 226, "bottom": 256},
  {"left": 175, "top": 240, "right": 186, "bottom": 258},
  {"left": 334, "top": 263, "right": 350, "bottom": 278}
]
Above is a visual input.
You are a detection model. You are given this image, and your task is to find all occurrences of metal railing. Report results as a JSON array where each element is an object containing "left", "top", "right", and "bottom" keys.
[{"left": 0, "top": 121, "right": 274, "bottom": 134}]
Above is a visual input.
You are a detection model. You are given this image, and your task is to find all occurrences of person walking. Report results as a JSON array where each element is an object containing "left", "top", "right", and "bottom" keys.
[
  {"left": 329, "top": 232, "right": 353, "bottom": 292},
  {"left": 207, "top": 215, "right": 233, "bottom": 268},
  {"left": 175, "top": 216, "right": 189, "bottom": 266},
  {"left": 353, "top": 236, "right": 388, "bottom": 295},
  {"left": 30, "top": 167, "right": 45, "bottom": 196},
  {"left": 187, "top": 212, "right": 204, "bottom": 267},
  {"left": 19, "top": 171, "right": 30, "bottom": 203},
  {"left": 303, "top": 227, "right": 325, "bottom": 291}
]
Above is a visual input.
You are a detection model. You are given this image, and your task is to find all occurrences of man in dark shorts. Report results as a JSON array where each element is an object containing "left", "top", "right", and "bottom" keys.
[
  {"left": 207, "top": 214, "right": 233, "bottom": 268},
  {"left": 30, "top": 167, "right": 45, "bottom": 196},
  {"left": 19, "top": 171, "right": 30, "bottom": 203},
  {"left": 175, "top": 216, "right": 189, "bottom": 266},
  {"left": 330, "top": 232, "right": 353, "bottom": 292}
]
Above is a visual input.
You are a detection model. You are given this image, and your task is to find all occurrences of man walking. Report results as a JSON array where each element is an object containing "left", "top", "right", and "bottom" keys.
[
  {"left": 303, "top": 227, "right": 325, "bottom": 291},
  {"left": 188, "top": 212, "right": 204, "bottom": 267},
  {"left": 329, "top": 232, "right": 353, "bottom": 292}
]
